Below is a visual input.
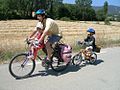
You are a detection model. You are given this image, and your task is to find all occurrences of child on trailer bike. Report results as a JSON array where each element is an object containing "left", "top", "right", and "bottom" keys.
[{"left": 78, "top": 28, "right": 96, "bottom": 60}]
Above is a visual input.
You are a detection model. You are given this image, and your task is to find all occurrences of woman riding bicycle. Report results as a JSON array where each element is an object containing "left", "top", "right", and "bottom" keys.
[{"left": 35, "top": 9, "right": 62, "bottom": 68}]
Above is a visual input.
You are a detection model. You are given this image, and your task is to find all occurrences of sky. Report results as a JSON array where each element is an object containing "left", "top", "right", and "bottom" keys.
[{"left": 63, "top": 0, "right": 120, "bottom": 6}]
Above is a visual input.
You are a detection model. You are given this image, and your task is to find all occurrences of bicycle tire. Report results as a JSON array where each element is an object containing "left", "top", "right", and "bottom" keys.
[
  {"left": 89, "top": 52, "right": 97, "bottom": 64},
  {"left": 50, "top": 55, "right": 69, "bottom": 72},
  {"left": 9, "top": 53, "right": 35, "bottom": 78},
  {"left": 72, "top": 53, "right": 82, "bottom": 66}
]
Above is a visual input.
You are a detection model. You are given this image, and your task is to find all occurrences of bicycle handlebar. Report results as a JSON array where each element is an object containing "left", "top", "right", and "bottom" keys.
[{"left": 25, "top": 38, "right": 31, "bottom": 45}]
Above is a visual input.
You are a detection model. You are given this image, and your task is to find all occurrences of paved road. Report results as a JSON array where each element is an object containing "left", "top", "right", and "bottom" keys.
[{"left": 0, "top": 47, "right": 120, "bottom": 90}]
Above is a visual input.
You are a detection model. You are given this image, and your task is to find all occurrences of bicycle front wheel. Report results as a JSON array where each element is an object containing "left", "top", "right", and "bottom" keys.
[
  {"left": 9, "top": 53, "right": 35, "bottom": 78},
  {"left": 72, "top": 53, "right": 82, "bottom": 66}
]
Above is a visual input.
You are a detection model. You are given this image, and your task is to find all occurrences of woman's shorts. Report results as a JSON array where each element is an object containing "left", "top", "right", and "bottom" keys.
[{"left": 47, "top": 35, "right": 61, "bottom": 44}]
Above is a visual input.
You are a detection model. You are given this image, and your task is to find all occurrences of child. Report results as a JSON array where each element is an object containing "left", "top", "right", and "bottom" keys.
[
  {"left": 84, "top": 28, "right": 96, "bottom": 52},
  {"left": 28, "top": 22, "right": 45, "bottom": 60},
  {"left": 80, "top": 28, "right": 96, "bottom": 60}
]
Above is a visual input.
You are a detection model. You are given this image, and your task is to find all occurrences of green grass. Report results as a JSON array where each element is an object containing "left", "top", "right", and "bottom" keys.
[
  {"left": 0, "top": 48, "right": 46, "bottom": 64},
  {"left": 0, "top": 50, "right": 25, "bottom": 64}
]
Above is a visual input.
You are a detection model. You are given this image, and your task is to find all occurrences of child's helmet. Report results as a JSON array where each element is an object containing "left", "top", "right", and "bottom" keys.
[{"left": 87, "top": 28, "right": 95, "bottom": 34}]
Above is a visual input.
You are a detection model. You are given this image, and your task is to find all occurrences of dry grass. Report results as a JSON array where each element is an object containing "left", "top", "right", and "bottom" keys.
[{"left": 0, "top": 20, "right": 120, "bottom": 62}]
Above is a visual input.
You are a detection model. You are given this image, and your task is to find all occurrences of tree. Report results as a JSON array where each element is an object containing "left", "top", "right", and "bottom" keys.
[
  {"left": 47, "top": 0, "right": 63, "bottom": 19},
  {"left": 64, "top": 4, "right": 77, "bottom": 20},
  {"left": 96, "top": 9, "right": 105, "bottom": 21},
  {"left": 103, "top": 1, "right": 108, "bottom": 17},
  {"left": 0, "top": 0, "right": 64, "bottom": 19},
  {"left": 75, "top": 0, "right": 92, "bottom": 7},
  {"left": 57, "top": 5, "right": 70, "bottom": 19},
  {"left": 0, "top": 0, "right": 11, "bottom": 20},
  {"left": 86, "top": 8, "right": 96, "bottom": 21},
  {"left": 75, "top": 0, "right": 92, "bottom": 20},
  {"left": 0, "top": 0, "right": 97, "bottom": 21},
  {"left": 103, "top": 1, "right": 110, "bottom": 25}
]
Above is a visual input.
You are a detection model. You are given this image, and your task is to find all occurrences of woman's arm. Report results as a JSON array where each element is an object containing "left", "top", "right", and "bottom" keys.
[
  {"left": 30, "top": 31, "right": 37, "bottom": 38},
  {"left": 28, "top": 30, "right": 37, "bottom": 40},
  {"left": 38, "top": 29, "right": 48, "bottom": 42}
]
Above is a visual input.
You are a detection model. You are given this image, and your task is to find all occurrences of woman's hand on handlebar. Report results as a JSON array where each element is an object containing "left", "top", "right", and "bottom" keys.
[{"left": 25, "top": 37, "right": 33, "bottom": 45}]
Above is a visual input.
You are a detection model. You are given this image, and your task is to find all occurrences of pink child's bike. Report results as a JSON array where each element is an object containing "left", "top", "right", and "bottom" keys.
[{"left": 9, "top": 37, "right": 72, "bottom": 79}]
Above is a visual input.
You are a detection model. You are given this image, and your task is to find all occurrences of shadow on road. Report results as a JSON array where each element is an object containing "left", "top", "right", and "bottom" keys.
[
  {"left": 77, "top": 59, "right": 104, "bottom": 69},
  {"left": 16, "top": 65, "right": 80, "bottom": 80},
  {"left": 16, "top": 59, "right": 104, "bottom": 80},
  {"left": 91, "top": 59, "right": 104, "bottom": 65}
]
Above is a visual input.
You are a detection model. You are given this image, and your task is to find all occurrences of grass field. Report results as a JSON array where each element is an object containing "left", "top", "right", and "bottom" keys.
[{"left": 0, "top": 20, "right": 120, "bottom": 63}]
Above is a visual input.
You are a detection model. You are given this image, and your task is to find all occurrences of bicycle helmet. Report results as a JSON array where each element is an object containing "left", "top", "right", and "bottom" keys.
[
  {"left": 87, "top": 28, "right": 95, "bottom": 34},
  {"left": 35, "top": 9, "right": 45, "bottom": 15}
]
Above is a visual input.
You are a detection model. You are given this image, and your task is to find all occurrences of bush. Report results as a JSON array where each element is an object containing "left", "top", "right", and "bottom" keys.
[
  {"left": 60, "top": 17, "right": 71, "bottom": 21},
  {"left": 117, "top": 17, "right": 120, "bottom": 22},
  {"left": 104, "top": 18, "right": 111, "bottom": 25}
]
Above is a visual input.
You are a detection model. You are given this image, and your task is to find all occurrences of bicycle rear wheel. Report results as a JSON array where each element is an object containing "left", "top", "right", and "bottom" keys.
[
  {"left": 51, "top": 55, "right": 69, "bottom": 72},
  {"left": 9, "top": 53, "right": 35, "bottom": 78},
  {"left": 89, "top": 52, "right": 97, "bottom": 64}
]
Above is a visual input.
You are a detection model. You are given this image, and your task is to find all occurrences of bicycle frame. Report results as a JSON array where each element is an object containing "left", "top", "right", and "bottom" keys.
[{"left": 81, "top": 49, "right": 93, "bottom": 60}]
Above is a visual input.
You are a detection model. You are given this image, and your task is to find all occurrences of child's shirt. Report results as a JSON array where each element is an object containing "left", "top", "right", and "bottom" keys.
[{"left": 84, "top": 35, "right": 96, "bottom": 51}]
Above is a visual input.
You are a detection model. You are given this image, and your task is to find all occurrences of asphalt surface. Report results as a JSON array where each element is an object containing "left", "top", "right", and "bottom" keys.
[{"left": 0, "top": 47, "right": 120, "bottom": 90}]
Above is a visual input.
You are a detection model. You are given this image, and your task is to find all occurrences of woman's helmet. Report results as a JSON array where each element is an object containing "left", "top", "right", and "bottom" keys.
[
  {"left": 35, "top": 9, "right": 45, "bottom": 15},
  {"left": 87, "top": 28, "right": 95, "bottom": 34}
]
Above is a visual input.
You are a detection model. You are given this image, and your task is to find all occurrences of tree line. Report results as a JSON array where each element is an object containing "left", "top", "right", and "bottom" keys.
[{"left": 0, "top": 0, "right": 109, "bottom": 21}]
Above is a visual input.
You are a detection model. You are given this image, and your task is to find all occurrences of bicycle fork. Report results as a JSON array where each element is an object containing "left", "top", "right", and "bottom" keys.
[{"left": 21, "top": 57, "right": 29, "bottom": 68}]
